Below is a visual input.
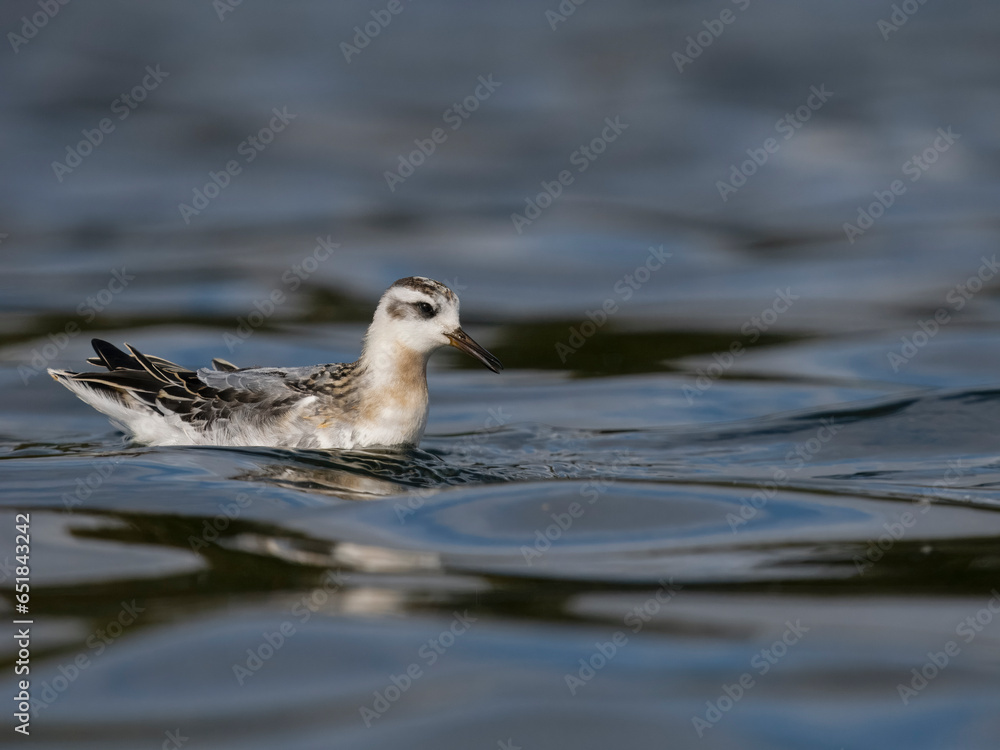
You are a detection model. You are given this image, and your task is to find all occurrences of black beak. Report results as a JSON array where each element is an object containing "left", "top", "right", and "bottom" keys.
[{"left": 446, "top": 328, "right": 503, "bottom": 373}]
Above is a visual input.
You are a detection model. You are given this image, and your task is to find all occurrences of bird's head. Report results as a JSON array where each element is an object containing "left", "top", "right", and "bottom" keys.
[{"left": 366, "top": 276, "right": 502, "bottom": 373}]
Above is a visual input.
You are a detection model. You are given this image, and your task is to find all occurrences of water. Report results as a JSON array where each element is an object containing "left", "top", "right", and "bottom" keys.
[{"left": 4, "top": 1, "right": 1000, "bottom": 748}]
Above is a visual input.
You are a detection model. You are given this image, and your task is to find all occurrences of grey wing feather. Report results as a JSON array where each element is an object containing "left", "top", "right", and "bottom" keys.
[
  {"left": 280, "top": 361, "right": 362, "bottom": 398},
  {"left": 63, "top": 341, "right": 353, "bottom": 436},
  {"left": 190, "top": 362, "right": 360, "bottom": 425},
  {"left": 187, "top": 367, "right": 316, "bottom": 428}
]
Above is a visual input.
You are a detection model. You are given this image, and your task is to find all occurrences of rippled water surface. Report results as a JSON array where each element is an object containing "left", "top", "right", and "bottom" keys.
[{"left": 4, "top": 2, "right": 1000, "bottom": 748}]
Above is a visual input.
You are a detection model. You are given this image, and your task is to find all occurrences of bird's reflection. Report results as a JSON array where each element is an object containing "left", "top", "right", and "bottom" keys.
[{"left": 228, "top": 443, "right": 505, "bottom": 499}]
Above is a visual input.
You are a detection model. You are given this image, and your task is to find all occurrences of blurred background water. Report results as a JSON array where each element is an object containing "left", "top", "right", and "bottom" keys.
[{"left": 3, "top": 1, "right": 1000, "bottom": 748}]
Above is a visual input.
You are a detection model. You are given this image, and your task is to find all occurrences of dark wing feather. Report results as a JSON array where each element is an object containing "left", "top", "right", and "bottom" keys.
[
  {"left": 211, "top": 357, "right": 240, "bottom": 372},
  {"left": 124, "top": 343, "right": 172, "bottom": 381},
  {"left": 85, "top": 339, "right": 187, "bottom": 374},
  {"left": 90, "top": 339, "right": 140, "bottom": 371},
  {"left": 66, "top": 340, "right": 307, "bottom": 428}
]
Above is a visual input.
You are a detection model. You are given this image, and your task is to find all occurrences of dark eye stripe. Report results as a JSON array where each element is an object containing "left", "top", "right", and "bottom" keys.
[{"left": 414, "top": 301, "right": 437, "bottom": 318}]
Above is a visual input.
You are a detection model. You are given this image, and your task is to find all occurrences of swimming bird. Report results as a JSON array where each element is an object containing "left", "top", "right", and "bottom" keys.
[{"left": 48, "top": 277, "right": 502, "bottom": 449}]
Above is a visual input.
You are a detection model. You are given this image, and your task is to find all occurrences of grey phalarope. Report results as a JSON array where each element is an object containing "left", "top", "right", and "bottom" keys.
[{"left": 48, "top": 277, "right": 502, "bottom": 449}]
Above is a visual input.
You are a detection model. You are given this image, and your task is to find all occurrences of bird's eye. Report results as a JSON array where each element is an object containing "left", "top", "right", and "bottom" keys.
[{"left": 415, "top": 301, "right": 436, "bottom": 318}]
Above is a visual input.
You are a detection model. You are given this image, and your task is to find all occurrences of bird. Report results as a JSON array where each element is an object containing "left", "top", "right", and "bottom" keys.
[{"left": 48, "top": 277, "right": 502, "bottom": 449}]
